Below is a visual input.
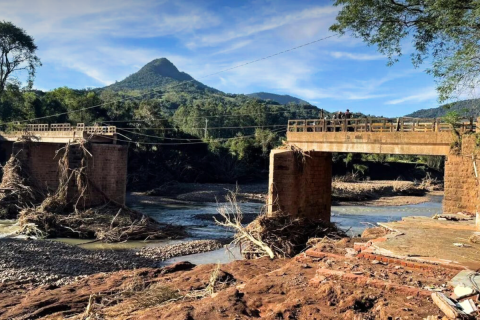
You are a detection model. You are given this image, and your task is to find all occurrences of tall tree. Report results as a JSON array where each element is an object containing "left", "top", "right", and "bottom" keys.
[
  {"left": 330, "top": 0, "right": 480, "bottom": 102},
  {"left": 0, "top": 21, "right": 41, "bottom": 95}
]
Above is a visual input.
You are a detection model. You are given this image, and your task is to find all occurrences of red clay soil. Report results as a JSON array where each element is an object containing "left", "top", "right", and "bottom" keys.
[{"left": 0, "top": 238, "right": 462, "bottom": 320}]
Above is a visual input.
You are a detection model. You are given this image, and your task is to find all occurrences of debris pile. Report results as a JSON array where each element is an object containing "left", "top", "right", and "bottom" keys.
[
  {"left": 0, "top": 154, "right": 44, "bottom": 219},
  {"left": 215, "top": 190, "right": 346, "bottom": 259},
  {"left": 18, "top": 204, "right": 186, "bottom": 241},
  {"left": 431, "top": 270, "right": 480, "bottom": 319},
  {"left": 239, "top": 213, "right": 346, "bottom": 259}
]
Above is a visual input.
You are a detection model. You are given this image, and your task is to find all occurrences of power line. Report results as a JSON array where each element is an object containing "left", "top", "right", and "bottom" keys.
[
  {"left": 102, "top": 128, "right": 287, "bottom": 146},
  {"left": 116, "top": 128, "right": 202, "bottom": 141},
  {"left": 9, "top": 34, "right": 334, "bottom": 125},
  {"left": 118, "top": 124, "right": 288, "bottom": 130},
  {"left": 117, "top": 127, "right": 287, "bottom": 141}
]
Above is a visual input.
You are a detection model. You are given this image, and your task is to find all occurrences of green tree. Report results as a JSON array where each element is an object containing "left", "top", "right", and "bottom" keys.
[
  {"left": 0, "top": 21, "right": 41, "bottom": 95},
  {"left": 330, "top": 1, "right": 480, "bottom": 101}
]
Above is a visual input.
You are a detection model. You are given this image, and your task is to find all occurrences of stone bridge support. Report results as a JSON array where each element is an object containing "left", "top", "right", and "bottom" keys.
[
  {"left": 12, "top": 142, "right": 127, "bottom": 206},
  {"left": 444, "top": 136, "right": 480, "bottom": 215},
  {"left": 267, "top": 149, "right": 332, "bottom": 221}
]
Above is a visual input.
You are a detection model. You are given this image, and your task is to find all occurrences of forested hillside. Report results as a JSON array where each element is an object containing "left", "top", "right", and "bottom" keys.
[
  {"left": 247, "top": 92, "right": 311, "bottom": 105},
  {"left": 405, "top": 99, "right": 480, "bottom": 118}
]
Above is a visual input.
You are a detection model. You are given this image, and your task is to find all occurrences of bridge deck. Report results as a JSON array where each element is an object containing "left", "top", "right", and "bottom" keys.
[
  {"left": 286, "top": 117, "right": 474, "bottom": 155},
  {"left": 0, "top": 123, "right": 117, "bottom": 143}
]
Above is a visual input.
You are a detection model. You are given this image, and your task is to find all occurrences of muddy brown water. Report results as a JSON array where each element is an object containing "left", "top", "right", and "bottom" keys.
[{"left": 0, "top": 195, "right": 442, "bottom": 264}]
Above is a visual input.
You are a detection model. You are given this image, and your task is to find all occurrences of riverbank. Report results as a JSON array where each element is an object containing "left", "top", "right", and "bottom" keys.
[
  {"left": 0, "top": 238, "right": 226, "bottom": 287},
  {"left": 1, "top": 235, "right": 459, "bottom": 320},
  {"left": 135, "top": 180, "right": 440, "bottom": 207}
]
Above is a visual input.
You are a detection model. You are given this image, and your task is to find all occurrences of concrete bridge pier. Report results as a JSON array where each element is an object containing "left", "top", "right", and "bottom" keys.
[{"left": 267, "top": 149, "right": 332, "bottom": 221}]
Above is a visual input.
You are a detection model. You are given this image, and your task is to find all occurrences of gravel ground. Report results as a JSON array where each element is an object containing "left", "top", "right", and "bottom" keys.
[{"left": 0, "top": 238, "right": 225, "bottom": 287}]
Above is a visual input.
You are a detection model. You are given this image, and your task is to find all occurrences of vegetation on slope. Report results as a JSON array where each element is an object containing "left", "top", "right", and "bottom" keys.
[
  {"left": 103, "top": 58, "right": 213, "bottom": 92},
  {"left": 246, "top": 92, "right": 311, "bottom": 105},
  {"left": 405, "top": 99, "right": 480, "bottom": 118}
]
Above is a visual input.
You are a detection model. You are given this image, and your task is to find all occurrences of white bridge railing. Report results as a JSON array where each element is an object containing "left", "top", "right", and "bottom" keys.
[
  {"left": 288, "top": 117, "right": 477, "bottom": 133},
  {"left": 16, "top": 123, "right": 116, "bottom": 135}
]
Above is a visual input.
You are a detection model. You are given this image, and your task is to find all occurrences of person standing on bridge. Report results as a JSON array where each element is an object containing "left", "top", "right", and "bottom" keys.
[
  {"left": 345, "top": 109, "right": 353, "bottom": 131},
  {"left": 345, "top": 109, "right": 351, "bottom": 119}
]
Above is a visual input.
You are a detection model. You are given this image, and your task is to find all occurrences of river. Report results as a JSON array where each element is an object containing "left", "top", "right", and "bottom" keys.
[{"left": 0, "top": 195, "right": 442, "bottom": 264}]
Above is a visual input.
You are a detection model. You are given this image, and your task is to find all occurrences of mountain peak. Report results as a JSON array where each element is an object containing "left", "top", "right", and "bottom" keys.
[
  {"left": 103, "top": 58, "right": 197, "bottom": 91},
  {"left": 139, "top": 58, "right": 194, "bottom": 82}
]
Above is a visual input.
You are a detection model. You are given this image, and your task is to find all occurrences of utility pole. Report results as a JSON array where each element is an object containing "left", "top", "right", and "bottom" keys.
[{"left": 204, "top": 118, "right": 209, "bottom": 139}]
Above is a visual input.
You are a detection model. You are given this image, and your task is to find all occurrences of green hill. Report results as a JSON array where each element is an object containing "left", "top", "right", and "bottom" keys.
[
  {"left": 405, "top": 99, "right": 480, "bottom": 118},
  {"left": 104, "top": 58, "right": 214, "bottom": 92},
  {"left": 96, "top": 58, "right": 318, "bottom": 116},
  {"left": 247, "top": 92, "right": 311, "bottom": 105}
]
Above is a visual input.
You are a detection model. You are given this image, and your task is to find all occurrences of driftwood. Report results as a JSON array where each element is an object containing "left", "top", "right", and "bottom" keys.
[
  {"left": 215, "top": 193, "right": 275, "bottom": 259},
  {"left": 0, "top": 152, "right": 44, "bottom": 218}
]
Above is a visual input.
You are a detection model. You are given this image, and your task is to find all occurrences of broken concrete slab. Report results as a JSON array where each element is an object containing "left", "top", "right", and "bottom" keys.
[
  {"left": 369, "top": 217, "right": 480, "bottom": 270},
  {"left": 431, "top": 292, "right": 469, "bottom": 319}
]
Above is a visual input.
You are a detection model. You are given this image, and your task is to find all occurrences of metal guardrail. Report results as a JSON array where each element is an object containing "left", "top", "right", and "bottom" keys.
[
  {"left": 287, "top": 117, "right": 477, "bottom": 133},
  {"left": 17, "top": 123, "right": 116, "bottom": 135}
]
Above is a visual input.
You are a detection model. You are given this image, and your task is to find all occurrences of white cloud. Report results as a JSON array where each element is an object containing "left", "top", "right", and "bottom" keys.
[
  {"left": 330, "top": 51, "right": 385, "bottom": 61},
  {"left": 386, "top": 87, "right": 438, "bottom": 105},
  {"left": 0, "top": 0, "right": 223, "bottom": 85},
  {"left": 2, "top": 0, "right": 220, "bottom": 41},
  {"left": 200, "top": 49, "right": 402, "bottom": 103},
  {"left": 212, "top": 40, "right": 253, "bottom": 55},
  {"left": 187, "top": 5, "right": 339, "bottom": 48}
]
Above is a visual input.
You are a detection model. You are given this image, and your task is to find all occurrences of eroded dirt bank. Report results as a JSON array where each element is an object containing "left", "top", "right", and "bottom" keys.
[{"left": 1, "top": 238, "right": 457, "bottom": 320}]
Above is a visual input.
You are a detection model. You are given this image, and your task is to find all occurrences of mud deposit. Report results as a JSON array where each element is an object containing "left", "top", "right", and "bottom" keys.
[{"left": 1, "top": 239, "right": 457, "bottom": 320}]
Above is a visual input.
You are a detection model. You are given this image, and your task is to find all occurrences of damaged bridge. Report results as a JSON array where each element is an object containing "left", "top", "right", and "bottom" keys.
[
  {"left": 0, "top": 123, "right": 127, "bottom": 206},
  {"left": 268, "top": 117, "right": 480, "bottom": 221}
]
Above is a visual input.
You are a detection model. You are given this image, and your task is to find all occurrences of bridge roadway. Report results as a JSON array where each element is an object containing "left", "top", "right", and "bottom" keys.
[
  {"left": 286, "top": 117, "right": 477, "bottom": 155},
  {"left": 0, "top": 123, "right": 117, "bottom": 143}
]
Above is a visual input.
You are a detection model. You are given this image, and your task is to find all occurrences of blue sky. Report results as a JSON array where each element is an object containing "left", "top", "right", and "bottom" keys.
[{"left": 0, "top": 0, "right": 458, "bottom": 116}]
